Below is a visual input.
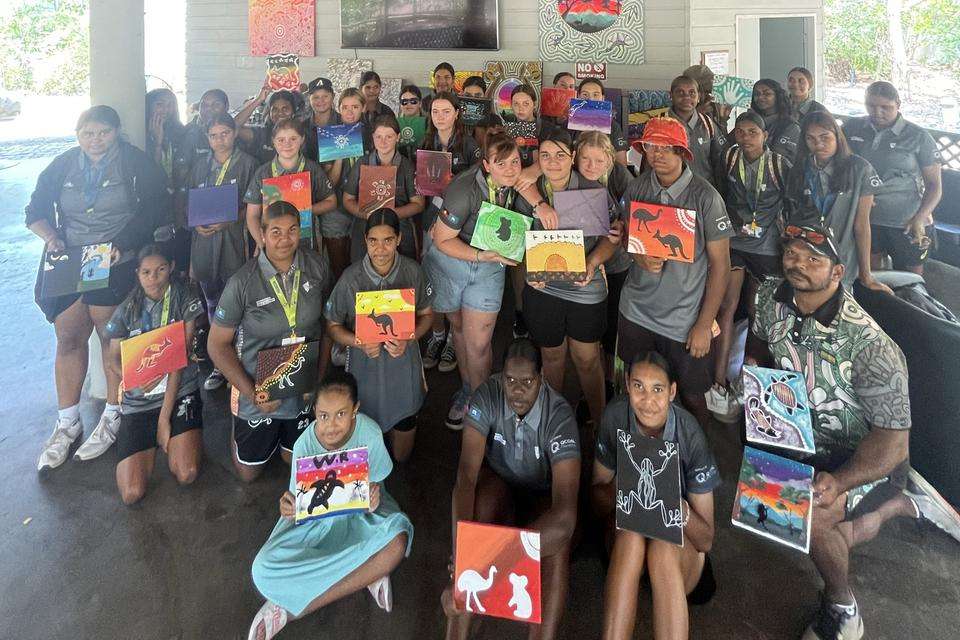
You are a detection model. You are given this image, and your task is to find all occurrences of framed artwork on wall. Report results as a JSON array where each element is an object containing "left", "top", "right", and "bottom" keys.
[{"left": 340, "top": 0, "right": 499, "bottom": 50}]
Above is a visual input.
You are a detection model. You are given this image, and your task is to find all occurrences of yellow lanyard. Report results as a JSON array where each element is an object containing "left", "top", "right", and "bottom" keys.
[
  {"left": 543, "top": 179, "right": 554, "bottom": 207},
  {"left": 213, "top": 152, "right": 234, "bottom": 186},
  {"left": 737, "top": 151, "right": 767, "bottom": 224},
  {"left": 142, "top": 285, "right": 171, "bottom": 331},
  {"left": 271, "top": 157, "right": 305, "bottom": 178},
  {"left": 268, "top": 270, "right": 301, "bottom": 337},
  {"left": 486, "top": 175, "right": 514, "bottom": 209}
]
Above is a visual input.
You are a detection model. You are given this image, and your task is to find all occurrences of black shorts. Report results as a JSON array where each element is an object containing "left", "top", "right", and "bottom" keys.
[
  {"left": 392, "top": 415, "right": 417, "bottom": 432},
  {"left": 871, "top": 224, "right": 932, "bottom": 269},
  {"left": 117, "top": 391, "right": 203, "bottom": 461},
  {"left": 602, "top": 268, "right": 629, "bottom": 355},
  {"left": 233, "top": 409, "right": 314, "bottom": 465},
  {"left": 616, "top": 314, "right": 714, "bottom": 395},
  {"left": 35, "top": 258, "right": 138, "bottom": 323},
  {"left": 730, "top": 250, "right": 782, "bottom": 280},
  {"left": 523, "top": 285, "right": 607, "bottom": 348}
]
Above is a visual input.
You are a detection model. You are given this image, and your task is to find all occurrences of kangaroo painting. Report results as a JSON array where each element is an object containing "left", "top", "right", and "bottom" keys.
[
  {"left": 368, "top": 309, "right": 398, "bottom": 337},
  {"left": 354, "top": 288, "right": 417, "bottom": 345},
  {"left": 120, "top": 321, "right": 188, "bottom": 391},
  {"left": 653, "top": 228, "right": 689, "bottom": 260},
  {"left": 627, "top": 201, "right": 697, "bottom": 263}
]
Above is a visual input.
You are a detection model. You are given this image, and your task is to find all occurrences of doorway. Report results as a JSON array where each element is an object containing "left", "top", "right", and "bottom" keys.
[{"left": 737, "top": 14, "right": 817, "bottom": 94}]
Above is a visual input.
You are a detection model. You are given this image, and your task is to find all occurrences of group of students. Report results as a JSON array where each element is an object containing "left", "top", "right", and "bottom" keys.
[{"left": 25, "top": 58, "right": 958, "bottom": 640}]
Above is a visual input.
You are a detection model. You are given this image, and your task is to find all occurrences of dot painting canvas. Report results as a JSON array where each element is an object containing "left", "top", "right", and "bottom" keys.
[
  {"left": 254, "top": 341, "right": 320, "bottom": 404},
  {"left": 317, "top": 123, "right": 365, "bottom": 163},
  {"left": 248, "top": 0, "right": 315, "bottom": 57},
  {"left": 454, "top": 521, "right": 542, "bottom": 624},
  {"left": 742, "top": 366, "right": 816, "bottom": 455},
  {"left": 294, "top": 447, "right": 370, "bottom": 525}
]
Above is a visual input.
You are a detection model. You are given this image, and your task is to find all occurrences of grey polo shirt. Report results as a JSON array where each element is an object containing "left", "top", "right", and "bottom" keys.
[
  {"left": 785, "top": 155, "right": 881, "bottom": 285},
  {"left": 243, "top": 156, "right": 335, "bottom": 207},
  {"left": 762, "top": 114, "right": 801, "bottom": 161},
  {"left": 596, "top": 395, "right": 721, "bottom": 496},
  {"left": 105, "top": 280, "right": 204, "bottom": 414},
  {"left": 603, "top": 162, "right": 636, "bottom": 274},
  {"left": 516, "top": 171, "right": 621, "bottom": 304},
  {"left": 437, "top": 165, "right": 524, "bottom": 244},
  {"left": 465, "top": 375, "right": 581, "bottom": 492},
  {"left": 569, "top": 119, "right": 630, "bottom": 153},
  {"left": 422, "top": 131, "right": 482, "bottom": 176},
  {"left": 668, "top": 108, "right": 727, "bottom": 188},
  {"left": 59, "top": 145, "right": 134, "bottom": 249},
  {"left": 724, "top": 147, "right": 793, "bottom": 256},
  {"left": 343, "top": 150, "right": 419, "bottom": 245},
  {"left": 324, "top": 254, "right": 433, "bottom": 431},
  {"left": 214, "top": 249, "right": 332, "bottom": 420},
  {"left": 842, "top": 115, "right": 941, "bottom": 228},
  {"left": 619, "top": 166, "right": 734, "bottom": 342}
]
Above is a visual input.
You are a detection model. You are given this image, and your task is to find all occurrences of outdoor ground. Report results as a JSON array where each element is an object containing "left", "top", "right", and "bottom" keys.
[{"left": 1, "top": 114, "right": 958, "bottom": 640}]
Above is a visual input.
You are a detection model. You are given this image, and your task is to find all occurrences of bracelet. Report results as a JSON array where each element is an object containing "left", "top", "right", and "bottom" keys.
[{"left": 475, "top": 248, "right": 481, "bottom": 262}]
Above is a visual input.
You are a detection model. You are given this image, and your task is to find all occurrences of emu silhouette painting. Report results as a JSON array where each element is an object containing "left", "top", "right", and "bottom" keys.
[{"left": 627, "top": 201, "right": 696, "bottom": 263}]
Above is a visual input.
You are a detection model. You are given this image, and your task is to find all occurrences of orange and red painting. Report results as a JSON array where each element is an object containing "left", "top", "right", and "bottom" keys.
[
  {"left": 627, "top": 201, "right": 697, "bottom": 263},
  {"left": 454, "top": 521, "right": 541, "bottom": 623},
  {"left": 249, "top": 0, "right": 315, "bottom": 57},
  {"left": 354, "top": 289, "right": 416, "bottom": 345},
  {"left": 120, "top": 321, "right": 188, "bottom": 391},
  {"left": 524, "top": 230, "right": 587, "bottom": 283}
]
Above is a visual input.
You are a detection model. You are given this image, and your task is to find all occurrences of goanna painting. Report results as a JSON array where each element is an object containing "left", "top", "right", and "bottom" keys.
[
  {"left": 120, "top": 321, "right": 188, "bottom": 391},
  {"left": 743, "top": 366, "right": 816, "bottom": 455},
  {"left": 454, "top": 521, "right": 542, "bottom": 623},
  {"left": 249, "top": 0, "right": 315, "bottom": 57},
  {"left": 254, "top": 341, "right": 320, "bottom": 403},
  {"left": 354, "top": 288, "right": 416, "bottom": 345},
  {"left": 627, "top": 202, "right": 696, "bottom": 263},
  {"left": 615, "top": 429, "right": 684, "bottom": 545},
  {"left": 294, "top": 447, "right": 370, "bottom": 524},
  {"left": 732, "top": 446, "right": 814, "bottom": 553},
  {"left": 538, "top": 0, "right": 645, "bottom": 65},
  {"left": 525, "top": 230, "right": 587, "bottom": 283}
]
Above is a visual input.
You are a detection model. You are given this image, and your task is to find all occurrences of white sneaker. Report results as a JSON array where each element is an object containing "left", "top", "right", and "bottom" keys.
[
  {"left": 37, "top": 418, "right": 82, "bottom": 471},
  {"left": 247, "top": 600, "right": 288, "bottom": 640},
  {"left": 801, "top": 594, "right": 863, "bottom": 640},
  {"left": 74, "top": 410, "right": 120, "bottom": 461},
  {"left": 904, "top": 468, "right": 960, "bottom": 543},
  {"left": 705, "top": 384, "right": 740, "bottom": 423},
  {"left": 203, "top": 368, "right": 226, "bottom": 391},
  {"left": 367, "top": 575, "right": 393, "bottom": 612}
]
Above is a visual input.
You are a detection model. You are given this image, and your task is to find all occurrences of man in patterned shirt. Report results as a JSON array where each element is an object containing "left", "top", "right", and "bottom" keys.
[{"left": 747, "top": 224, "right": 960, "bottom": 640}]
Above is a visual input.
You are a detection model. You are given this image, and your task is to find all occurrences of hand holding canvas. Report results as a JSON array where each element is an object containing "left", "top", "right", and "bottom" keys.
[
  {"left": 575, "top": 257, "right": 602, "bottom": 287},
  {"left": 279, "top": 490, "right": 296, "bottom": 520},
  {"left": 196, "top": 222, "right": 229, "bottom": 237},
  {"left": 358, "top": 341, "right": 382, "bottom": 358},
  {"left": 813, "top": 471, "right": 845, "bottom": 509},
  {"left": 383, "top": 338, "right": 408, "bottom": 358},
  {"left": 44, "top": 233, "right": 65, "bottom": 252},
  {"left": 478, "top": 250, "right": 519, "bottom": 267},
  {"left": 686, "top": 319, "right": 714, "bottom": 358},
  {"left": 533, "top": 203, "right": 559, "bottom": 230},
  {"left": 605, "top": 219, "right": 624, "bottom": 247},
  {"left": 110, "top": 245, "right": 121, "bottom": 266},
  {"left": 634, "top": 254, "right": 666, "bottom": 272}
]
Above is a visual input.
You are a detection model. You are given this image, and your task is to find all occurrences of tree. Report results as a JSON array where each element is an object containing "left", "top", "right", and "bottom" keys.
[{"left": 0, "top": 0, "right": 89, "bottom": 95}]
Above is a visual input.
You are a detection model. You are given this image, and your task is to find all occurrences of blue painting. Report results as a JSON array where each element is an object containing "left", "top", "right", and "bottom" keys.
[
  {"left": 317, "top": 123, "right": 364, "bottom": 162},
  {"left": 743, "top": 366, "right": 816, "bottom": 455}
]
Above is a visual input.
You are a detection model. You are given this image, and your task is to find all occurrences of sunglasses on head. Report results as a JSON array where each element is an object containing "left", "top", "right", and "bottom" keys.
[
  {"left": 783, "top": 225, "right": 840, "bottom": 255},
  {"left": 399, "top": 98, "right": 420, "bottom": 106}
]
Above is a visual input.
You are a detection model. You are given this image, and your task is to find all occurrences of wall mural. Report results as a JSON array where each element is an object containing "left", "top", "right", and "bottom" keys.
[
  {"left": 248, "top": 0, "right": 316, "bottom": 57},
  {"left": 538, "top": 0, "right": 645, "bottom": 65}
]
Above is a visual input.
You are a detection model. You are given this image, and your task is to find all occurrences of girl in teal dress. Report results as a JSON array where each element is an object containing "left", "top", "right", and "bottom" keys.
[{"left": 247, "top": 371, "right": 414, "bottom": 640}]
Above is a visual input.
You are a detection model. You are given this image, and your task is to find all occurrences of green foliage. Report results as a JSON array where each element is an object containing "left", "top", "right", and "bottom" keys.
[
  {"left": 905, "top": 0, "right": 960, "bottom": 70},
  {"left": 0, "top": 0, "right": 89, "bottom": 95},
  {"left": 824, "top": 0, "right": 891, "bottom": 78}
]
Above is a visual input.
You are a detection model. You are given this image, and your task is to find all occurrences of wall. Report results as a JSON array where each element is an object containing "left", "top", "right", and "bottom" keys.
[
  {"left": 185, "top": 0, "right": 689, "bottom": 108},
  {"left": 91, "top": 0, "right": 145, "bottom": 147}
]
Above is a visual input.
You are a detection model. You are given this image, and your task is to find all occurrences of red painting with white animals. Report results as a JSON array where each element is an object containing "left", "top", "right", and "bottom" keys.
[
  {"left": 454, "top": 521, "right": 542, "bottom": 624},
  {"left": 627, "top": 201, "right": 697, "bottom": 263},
  {"left": 120, "top": 321, "right": 188, "bottom": 391}
]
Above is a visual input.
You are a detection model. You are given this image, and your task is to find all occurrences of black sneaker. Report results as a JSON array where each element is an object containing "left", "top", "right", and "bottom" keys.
[
  {"left": 512, "top": 312, "right": 529, "bottom": 338},
  {"left": 801, "top": 593, "right": 863, "bottom": 640}
]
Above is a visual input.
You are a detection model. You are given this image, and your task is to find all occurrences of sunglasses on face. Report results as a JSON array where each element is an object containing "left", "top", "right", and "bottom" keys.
[{"left": 399, "top": 98, "right": 420, "bottom": 106}]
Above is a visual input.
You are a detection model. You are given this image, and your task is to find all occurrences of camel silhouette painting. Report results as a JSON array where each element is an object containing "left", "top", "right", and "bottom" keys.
[
  {"left": 354, "top": 288, "right": 416, "bottom": 345},
  {"left": 120, "top": 320, "right": 188, "bottom": 391},
  {"left": 627, "top": 201, "right": 697, "bottom": 264},
  {"left": 454, "top": 521, "right": 542, "bottom": 623}
]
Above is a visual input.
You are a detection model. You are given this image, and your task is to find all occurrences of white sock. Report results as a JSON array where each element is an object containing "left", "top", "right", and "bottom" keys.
[
  {"left": 103, "top": 403, "right": 121, "bottom": 416},
  {"left": 833, "top": 600, "right": 857, "bottom": 616},
  {"left": 58, "top": 405, "right": 80, "bottom": 423}
]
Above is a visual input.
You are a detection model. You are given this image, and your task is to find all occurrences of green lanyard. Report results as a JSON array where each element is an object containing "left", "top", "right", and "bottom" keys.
[
  {"left": 486, "top": 175, "right": 514, "bottom": 210},
  {"left": 160, "top": 146, "right": 173, "bottom": 180},
  {"left": 271, "top": 157, "right": 306, "bottom": 178},
  {"left": 268, "top": 270, "right": 301, "bottom": 337},
  {"left": 737, "top": 150, "right": 767, "bottom": 225},
  {"left": 213, "top": 152, "right": 234, "bottom": 186},
  {"left": 543, "top": 179, "right": 554, "bottom": 207},
  {"left": 142, "top": 285, "right": 171, "bottom": 332}
]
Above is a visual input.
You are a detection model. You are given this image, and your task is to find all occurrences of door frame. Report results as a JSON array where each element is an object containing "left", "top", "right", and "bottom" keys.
[{"left": 735, "top": 13, "right": 821, "bottom": 97}]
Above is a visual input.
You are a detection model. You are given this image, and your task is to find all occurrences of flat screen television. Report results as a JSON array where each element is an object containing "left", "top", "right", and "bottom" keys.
[{"left": 340, "top": 0, "right": 499, "bottom": 50}]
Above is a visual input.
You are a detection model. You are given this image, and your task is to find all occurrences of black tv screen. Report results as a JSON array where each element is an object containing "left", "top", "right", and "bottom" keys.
[{"left": 340, "top": 0, "right": 499, "bottom": 50}]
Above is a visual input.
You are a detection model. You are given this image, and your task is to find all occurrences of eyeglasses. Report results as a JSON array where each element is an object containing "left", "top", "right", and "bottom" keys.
[
  {"left": 399, "top": 98, "right": 420, "bottom": 106},
  {"left": 641, "top": 142, "right": 676, "bottom": 155},
  {"left": 79, "top": 128, "right": 115, "bottom": 140}
]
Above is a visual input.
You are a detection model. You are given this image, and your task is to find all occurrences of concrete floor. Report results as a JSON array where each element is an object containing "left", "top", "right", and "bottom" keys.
[{"left": 1, "top": 154, "right": 959, "bottom": 640}]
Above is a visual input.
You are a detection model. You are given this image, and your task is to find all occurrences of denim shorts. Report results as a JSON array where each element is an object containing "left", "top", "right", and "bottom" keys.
[{"left": 423, "top": 244, "right": 504, "bottom": 314}]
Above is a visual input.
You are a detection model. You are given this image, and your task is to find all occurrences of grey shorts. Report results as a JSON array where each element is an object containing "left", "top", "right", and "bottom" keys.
[
  {"left": 422, "top": 244, "right": 504, "bottom": 314},
  {"left": 319, "top": 207, "right": 354, "bottom": 238}
]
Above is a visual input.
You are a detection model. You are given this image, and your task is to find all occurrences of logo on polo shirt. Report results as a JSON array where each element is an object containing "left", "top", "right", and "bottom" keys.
[
  {"left": 256, "top": 296, "right": 276, "bottom": 307},
  {"left": 550, "top": 441, "right": 560, "bottom": 454},
  {"left": 303, "top": 280, "right": 312, "bottom": 293},
  {"left": 188, "top": 300, "right": 201, "bottom": 313},
  {"left": 446, "top": 213, "right": 459, "bottom": 225},
  {"left": 493, "top": 432, "right": 506, "bottom": 445},
  {"left": 215, "top": 307, "right": 226, "bottom": 319},
  {"left": 870, "top": 176, "right": 882, "bottom": 188},
  {"left": 468, "top": 406, "right": 482, "bottom": 421}
]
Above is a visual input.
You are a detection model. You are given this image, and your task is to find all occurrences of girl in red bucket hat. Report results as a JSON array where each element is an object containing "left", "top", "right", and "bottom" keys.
[{"left": 635, "top": 116, "right": 695, "bottom": 164}]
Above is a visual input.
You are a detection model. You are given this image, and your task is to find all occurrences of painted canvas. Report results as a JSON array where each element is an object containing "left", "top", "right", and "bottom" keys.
[
  {"left": 317, "top": 123, "right": 365, "bottom": 162},
  {"left": 254, "top": 341, "right": 320, "bottom": 403},
  {"left": 294, "top": 447, "right": 370, "bottom": 524},
  {"left": 79, "top": 243, "right": 112, "bottom": 292},
  {"left": 262, "top": 171, "right": 313, "bottom": 243},
  {"left": 483, "top": 60, "right": 543, "bottom": 115},
  {"left": 627, "top": 202, "right": 696, "bottom": 263},
  {"left": 341, "top": 0, "right": 498, "bottom": 49},
  {"left": 538, "top": 0, "right": 645, "bottom": 65},
  {"left": 380, "top": 77, "right": 403, "bottom": 116},
  {"left": 615, "top": 429, "right": 684, "bottom": 546},
  {"left": 415, "top": 150, "right": 453, "bottom": 197},
  {"left": 39, "top": 248, "right": 81, "bottom": 299},
  {"left": 525, "top": 230, "right": 587, "bottom": 283},
  {"left": 120, "top": 321, "right": 188, "bottom": 391},
  {"left": 732, "top": 447, "right": 814, "bottom": 553},
  {"left": 712, "top": 76, "right": 755, "bottom": 108},
  {"left": 397, "top": 116, "right": 427, "bottom": 148},
  {"left": 327, "top": 58, "right": 373, "bottom": 103},
  {"left": 626, "top": 89, "right": 672, "bottom": 140},
  {"left": 265, "top": 53, "right": 301, "bottom": 91},
  {"left": 540, "top": 87, "right": 576, "bottom": 119},
  {"left": 743, "top": 366, "right": 816, "bottom": 454},
  {"left": 354, "top": 288, "right": 416, "bottom": 345},
  {"left": 249, "top": 0, "right": 315, "bottom": 56},
  {"left": 554, "top": 188, "right": 610, "bottom": 236},
  {"left": 460, "top": 97, "right": 492, "bottom": 127},
  {"left": 454, "top": 521, "right": 542, "bottom": 623},
  {"left": 505, "top": 121, "right": 539, "bottom": 148},
  {"left": 567, "top": 99, "right": 612, "bottom": 133},
  {"left": 470, "top": 203, "right": 533, "bottom": 263},
  {"left": 187, "top": 184, "right": 239, "bottom": 227},
  {"left": 358, "top": 165, "right": 397, "bottom": 218}
]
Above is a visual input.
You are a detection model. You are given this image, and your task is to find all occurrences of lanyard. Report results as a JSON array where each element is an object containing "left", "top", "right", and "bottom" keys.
[
  {"left": 804, "top": 160, "right": 836, "bottom": 223},
  {"left": 142, "top": 285, "right": 172, "bottom": 332},
  {"left": 543, "top": 179, "right": 554, "bottom": 207},
  {"left": 738, "top": 151, "right": 767, "bottom": 222},
  {"left": 268, "top": 270, "right": 301, "bottom": 337},
  {"left": 160, "top": 145, "right": 173, "bottom": 179},
  {"left": 271, "top": 157, "right": 305, "bottom": 178},
  {"left": 486, "top": 175, "right": 514, "bottom": 210},
  {"left": 212, "top": 152, "right": 234, "bottom": 186}
]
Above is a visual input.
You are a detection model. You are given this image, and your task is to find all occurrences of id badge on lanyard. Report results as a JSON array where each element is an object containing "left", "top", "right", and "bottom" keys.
[{"left": 269, "top": 270, "right": 303, "bottom": 343}]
